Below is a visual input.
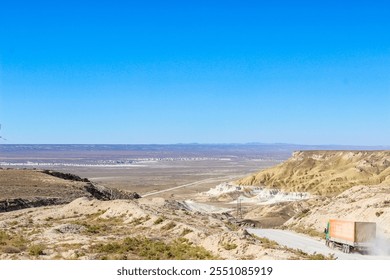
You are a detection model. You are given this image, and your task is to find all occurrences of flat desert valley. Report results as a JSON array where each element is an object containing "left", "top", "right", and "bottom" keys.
[{"left": 0, "top": 144, "right": 286, "bottom": 200}]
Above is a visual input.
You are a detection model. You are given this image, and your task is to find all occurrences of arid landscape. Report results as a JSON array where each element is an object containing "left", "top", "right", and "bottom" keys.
[{"left": 1, "top": 145, "right": 390, "bottom": 260}]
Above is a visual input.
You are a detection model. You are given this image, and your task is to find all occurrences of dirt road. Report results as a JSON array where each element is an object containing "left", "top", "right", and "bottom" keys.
[
  {"left": 248, "top": 228, "right": 390, "bottom": 260},
  {"left": 141, "top": 175, "right": 240, "bottom": 197}
]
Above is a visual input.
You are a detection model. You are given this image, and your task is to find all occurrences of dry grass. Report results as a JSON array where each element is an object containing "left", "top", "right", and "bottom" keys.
[
  {"left": 153, "top": 216, "right": 165, "bottom": 225},
  {"left": 221, "top": 242, "right": 237, "bottom": 250},
  {"left": 250, "top": 234, "right": 334, "bottom": 260},
  {"left": 288, "top": 225, "right": 325, "bottom": 239},
  {"left": 92, "top": 236, "right": 218, "bottom": 260},
  {"left": 0, "top": 230, "right": 28, "bottom": 253},
  {"left": 286, "top": 248, "right": 335, "bottom": 260},
  {"left": 180, "top": 228, "right": 193, "bottom": 236},
  {"left": 251, "top": 235, "right": 279, "bottom": 249},
  {"left": 75, "top": 216, "right": 125, "bottom": 235},
  {"left": 29, "top": 244, "right": 46, "bottom": 256},
  {"left": 161, "top": 221, "right": 176, "bottom": 231}
]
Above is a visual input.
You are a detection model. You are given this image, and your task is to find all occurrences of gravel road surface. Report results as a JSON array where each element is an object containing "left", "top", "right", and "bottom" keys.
[{"left": 248, "top": 228, "right": 390, "bottom": 260}]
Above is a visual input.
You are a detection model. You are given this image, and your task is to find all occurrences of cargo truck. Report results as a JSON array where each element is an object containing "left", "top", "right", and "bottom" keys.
[{"left": 324, "top": 219, "right": 376, "bottom": 254}]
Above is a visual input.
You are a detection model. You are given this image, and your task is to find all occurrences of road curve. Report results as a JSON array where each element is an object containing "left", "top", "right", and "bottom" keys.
[{"left": 247, "top": 228, "right": 390, "bottom": 260}]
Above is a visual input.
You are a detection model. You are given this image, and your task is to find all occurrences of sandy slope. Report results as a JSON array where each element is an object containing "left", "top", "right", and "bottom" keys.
[{"left": 236, "top": 150, "right": 390, "bottom": 195}]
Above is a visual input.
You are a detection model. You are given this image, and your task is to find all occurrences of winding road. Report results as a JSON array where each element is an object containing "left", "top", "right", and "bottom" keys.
[{"left": 248, "top": 228, "right": 390, "bottom": 260}]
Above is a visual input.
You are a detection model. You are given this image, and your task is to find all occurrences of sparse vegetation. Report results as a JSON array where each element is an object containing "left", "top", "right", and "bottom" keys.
[
  {"left": 84, "top": 224, "right": 102, "bottom": 234},
  {"left": 130, "top": 215, "right": 150, "bottom": 226},
  {"left": 75, "top": 217, "right": 124, "bottom": 234},
  {"left": 29, "top": 244, "right": 45, "bottom": 256},
  {"left": 250, "top": 234, "right": 335, "bottom": 260},
  {"left": 92, "top": 236, "right": 217, "bottom": 260},
  {"left": 286, "top": 248, "right": 335, "bottom": 260},
  {"left": 291, "top": 226, "right": 325, "bottom": 239},
  {"left": 224, "top": 221, "right": 239, "bottom": 231},
  {"left": 0, "top": 230, "right": 28, "bottom": 253},
  {"left": 154, "top": 216, "right": 165, "bottom": 225},
  {"left": 181, "top": 228, "right": 193, "bottom": 236},
  {"left": 221, "top": 242, "right": 237, "bottom": 250},
  {"left": 295, "top": 208, "right": 310, "bottom": 220},
  {"left": 376, "top": 211, "right": 384, "bottom": 217},
  {"left": 8, "top": 221, "right": 18, "bottom": 226},
  {"left": 251, "top": 235, "right": 279, "bottom": 249},
  {"left": 161, "top": 221, "right": 176, "bottom": 231}
]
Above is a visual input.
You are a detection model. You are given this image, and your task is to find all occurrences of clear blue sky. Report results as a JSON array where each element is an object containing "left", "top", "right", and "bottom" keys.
[{"left": 0, "top": 0, "right": 389, "bottom": 144}]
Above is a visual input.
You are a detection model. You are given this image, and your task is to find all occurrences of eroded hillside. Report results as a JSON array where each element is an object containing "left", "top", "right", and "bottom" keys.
[
  {"left": 0, "top": 196, "right": 326, "bottom": 260},
  {"left": 236, "top": 151, "right": 390, "bottom": 195}
]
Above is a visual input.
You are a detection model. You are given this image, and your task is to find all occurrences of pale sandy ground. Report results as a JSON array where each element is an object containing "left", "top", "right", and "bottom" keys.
[
  {"left": 62, "top": 159, "right": 274, "bottom": 197},
  {"left": 0, "top": 197, "right": 301, "bottom": 260}
]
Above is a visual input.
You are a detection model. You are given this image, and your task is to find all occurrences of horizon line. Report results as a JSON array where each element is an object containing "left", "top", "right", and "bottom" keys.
[{"left": 0, "top": 143, "right": 389, "bottom": 147}]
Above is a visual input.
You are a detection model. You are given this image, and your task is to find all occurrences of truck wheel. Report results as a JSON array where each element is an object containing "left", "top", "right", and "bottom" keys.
[{"left": 342, "top": 245, "right": 350, "bottom": 253}]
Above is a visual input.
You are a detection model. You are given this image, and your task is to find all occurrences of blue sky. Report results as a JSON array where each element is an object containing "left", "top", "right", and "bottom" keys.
[{"left": 0, "top": 0, "right": 389, "bottom": 144}]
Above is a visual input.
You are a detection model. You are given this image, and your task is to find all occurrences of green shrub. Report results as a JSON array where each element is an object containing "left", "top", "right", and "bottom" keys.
[
  {"left": 154, "top": 217, "right": 164, "bottom": 225},
  {"left": 221, "top": 242, "right": 237, "bottom": 250},
  {"left": 181, "top": 228, "right": 193, "bottom": 236},
  {"left": 29, "top": 244, "right": 45, "bottom": 256},
  {"left": 0, "top": 230, "right": 28, "bottom": 252},
  {"left": 224, "top": 222, "right": 239, "bottom": 231},
  {"left": 376, "top": 211, "right": 384, "bottom": 217},
  {"left": 251, "top": 234, "right": 279, "bottom": 249},
  {"left": 291, "top": 226, "right": 325, "bottom": 238},
  {"left": 161, "top": 222, "right": 176, "bottom": 231},
  {"left": 127, "top": 215, "right": 149, "bottom": 226}
]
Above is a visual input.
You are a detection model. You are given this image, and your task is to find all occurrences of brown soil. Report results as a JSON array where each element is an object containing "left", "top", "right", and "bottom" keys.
[{"left": 0, "top": 169, "right": 87, "bottom": 200}]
